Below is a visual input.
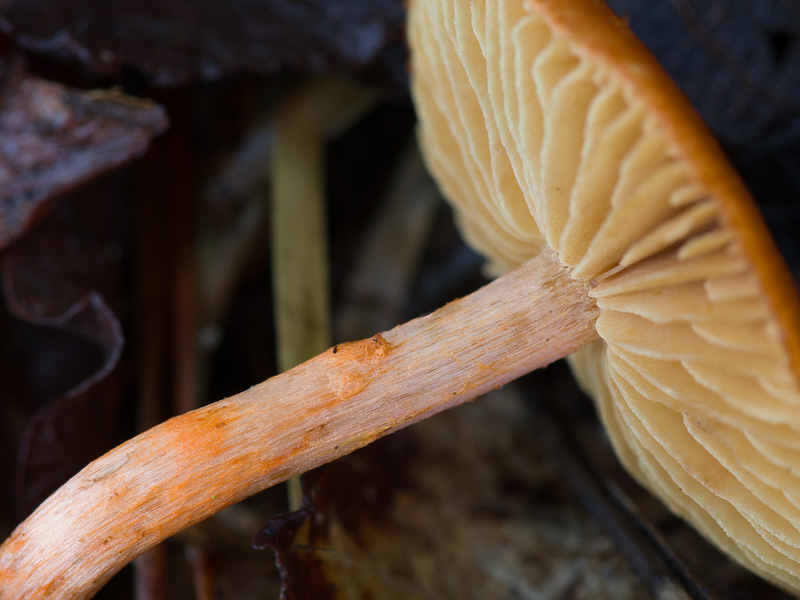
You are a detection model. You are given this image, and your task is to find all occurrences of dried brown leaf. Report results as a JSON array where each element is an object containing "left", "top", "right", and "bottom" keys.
[
  {"left": 1, "top": 187, "right": 128, "bottom": 518},
  {"left": 0, "top": 61, "right": 167, "bottom": 250}
]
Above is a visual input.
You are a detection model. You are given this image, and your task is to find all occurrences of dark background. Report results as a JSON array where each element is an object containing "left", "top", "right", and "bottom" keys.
[{"left": 0, "top": 1, "right": 798, "bottom": 598}]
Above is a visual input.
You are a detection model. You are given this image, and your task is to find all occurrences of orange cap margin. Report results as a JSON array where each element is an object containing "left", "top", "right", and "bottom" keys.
[{"left": 526, "top": 0, "right": 800, "bottom": 379}]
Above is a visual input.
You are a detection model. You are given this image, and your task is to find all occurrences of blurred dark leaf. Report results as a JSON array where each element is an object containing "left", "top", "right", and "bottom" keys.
[
  {"left": 741, "top": 152, "right": 800, "bottom": 284},
  {"left": 1, "top": 184, "right": 128, "bottom": 518},
  {"left": 254, "top": 508, "right": 320, "bottom": 600},
  {"left": 0, "top": 0, "right": 408, "bottom": 88},
  {"left": 607, "top": 0, "right": 800, "bottom": 162},
  {"left": 606, "top": 0, "right": 800, "bottom": 287},
  {"left": 0, "top": 59, "right": 167, "bottom": 250},
  {"left": 10, "top": 305, "right": 122, "bottom": 518},
  {"left": 257, "top": 390, "right": 649, "bottom": 600}
]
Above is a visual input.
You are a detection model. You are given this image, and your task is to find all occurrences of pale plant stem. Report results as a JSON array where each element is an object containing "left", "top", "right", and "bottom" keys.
[
  {"left": 271, "top": 85, "right": 331, "bottom": 510},
  {"left": 271, "top": 88, "right": 331, "bottom": 378},
  {"left": 0, "top": 251, "right": 599, "bottom": 599},
  {"left": 270, "top": 78, "right": 377, "bottom": 510}
]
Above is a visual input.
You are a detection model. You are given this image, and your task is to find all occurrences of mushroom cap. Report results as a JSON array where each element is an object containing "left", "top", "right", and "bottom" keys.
[{"left": 409, "top": 0, "right": 800, "bottom": 592}]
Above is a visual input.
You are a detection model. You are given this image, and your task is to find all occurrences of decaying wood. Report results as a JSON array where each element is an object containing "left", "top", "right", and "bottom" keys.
[{"left": 0, "top": 251, "right": 598, "bottom": 599}]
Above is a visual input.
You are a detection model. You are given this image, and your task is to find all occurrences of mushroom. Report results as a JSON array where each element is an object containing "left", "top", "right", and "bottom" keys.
[
  {"left": 411, "top": 0, "right": 800, "bottom": 592},
  {"left": 2, "top": 0, "right": 800, "bottom": 597}
]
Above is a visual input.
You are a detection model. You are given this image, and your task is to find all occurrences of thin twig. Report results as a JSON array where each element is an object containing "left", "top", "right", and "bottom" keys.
[
  {"left": 132, "top": 124, "right": 175, "bottom": 600},
  {"left": 336, "top": 140, "right": 440, "bottom": 341}
]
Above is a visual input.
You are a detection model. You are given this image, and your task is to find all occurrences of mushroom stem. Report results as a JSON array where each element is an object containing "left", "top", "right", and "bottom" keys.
[{"left": 0, "top": 251, "right": 599, "bottom": 599}]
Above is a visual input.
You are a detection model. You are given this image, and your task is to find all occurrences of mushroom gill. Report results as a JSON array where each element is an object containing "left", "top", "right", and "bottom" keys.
[{"left": 409, "top": 0, "right": 800, "bottom": 591}]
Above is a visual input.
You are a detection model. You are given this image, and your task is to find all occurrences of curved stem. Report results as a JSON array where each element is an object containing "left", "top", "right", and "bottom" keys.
[{"left": 0, "top": 252, "right": 598, "bottom": 599}]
